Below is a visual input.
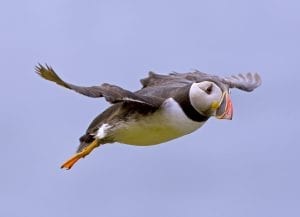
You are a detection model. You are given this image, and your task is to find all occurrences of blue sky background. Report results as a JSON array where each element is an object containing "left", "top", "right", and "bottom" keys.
[{"left": 1, "top": 1, "right": 299, "bottom": 216}]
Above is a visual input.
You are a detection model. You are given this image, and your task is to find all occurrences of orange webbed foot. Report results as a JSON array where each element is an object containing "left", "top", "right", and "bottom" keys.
[
  {"left": 60, "top": 153, "right": 83, "bottom": 170},
  {"left": 60, "top": 139, "right": 100, "bottom": 170}
]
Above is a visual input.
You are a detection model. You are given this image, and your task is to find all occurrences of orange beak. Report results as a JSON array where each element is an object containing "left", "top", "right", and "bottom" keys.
[{"left": 216, "top": 92, "right": 233, "bottom": 120}]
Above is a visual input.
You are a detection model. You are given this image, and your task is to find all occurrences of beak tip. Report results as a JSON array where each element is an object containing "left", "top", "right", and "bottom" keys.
[{"left": 216, "top": 92, "right": 233, "bottom": 120}]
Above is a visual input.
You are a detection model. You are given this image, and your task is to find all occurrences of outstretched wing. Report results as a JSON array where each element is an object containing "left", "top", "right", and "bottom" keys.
[
  {"left": 35, "top": 64, "right": 163, "bottom": 107},
  {"left": 140, "top": 70, "right": 261, "bottom": 92},
  {"left": 140, "top": 71, "right": 194, "bottom": 88},
  {"left": 170, "top": 71, "right": 262, "bottom": 92},
  {"left": 222, "top": 72, "right": 262, "bottom": 92}
]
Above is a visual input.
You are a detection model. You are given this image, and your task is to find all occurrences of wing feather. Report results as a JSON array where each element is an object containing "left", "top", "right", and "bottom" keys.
[
  {"left": 36, "top": 64, "right": 261, "bottom": 106},
  {"left": 35, "top": 64, "right": 163, "bottom": 107},
  {"left": 223, "top": 72, "right": 262, "bottom": 92},
  {"left": 140, "top": 70, "right": 261, "bottom": 92}
]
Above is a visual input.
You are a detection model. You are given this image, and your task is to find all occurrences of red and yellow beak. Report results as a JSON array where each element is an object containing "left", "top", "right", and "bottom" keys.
[{"left": 216, "top": 92, "right": 233, "bottom": 120}]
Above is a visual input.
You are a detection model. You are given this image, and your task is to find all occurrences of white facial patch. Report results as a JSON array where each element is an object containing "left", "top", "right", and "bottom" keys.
[{"left": 189, "top": 82, "right": 223, "bottom": 115}]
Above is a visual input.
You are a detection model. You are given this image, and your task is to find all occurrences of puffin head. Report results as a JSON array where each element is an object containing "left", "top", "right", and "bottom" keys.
[{"left": 189, "top": 81, "right": 233, "bottom": 119}]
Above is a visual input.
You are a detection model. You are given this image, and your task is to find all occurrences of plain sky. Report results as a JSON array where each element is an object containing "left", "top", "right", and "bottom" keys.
[{"left": 1, "top": 0, "right": 299, "bottom": 217}]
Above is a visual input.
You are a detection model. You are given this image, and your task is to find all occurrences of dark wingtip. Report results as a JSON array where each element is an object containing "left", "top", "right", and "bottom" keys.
[
  {"left": 254, "top": 72, "right": 262, "bottom": 87},
  {"left": 35, "top": 63, "right": 55, "bottom": 79},
  {"left": 34, "top": 63, "right": 44, "bottom": 75},
  {"left": 35, "top": 63, "right": 70, "bottom": 89}
]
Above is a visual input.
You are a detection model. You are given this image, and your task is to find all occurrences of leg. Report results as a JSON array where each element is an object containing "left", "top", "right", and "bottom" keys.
[{"left": 60, "top": 139, "right": 101, "bottom": 170}]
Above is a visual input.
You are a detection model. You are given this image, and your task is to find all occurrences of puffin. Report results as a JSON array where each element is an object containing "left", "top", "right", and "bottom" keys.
[{"left": 35, "top": 64, "right": 261, "bottom": 170}]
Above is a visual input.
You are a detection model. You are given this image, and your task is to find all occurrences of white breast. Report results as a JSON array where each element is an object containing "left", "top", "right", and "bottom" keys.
[{"left": 104, "top": 98, "right": 205, "bottom": 146}]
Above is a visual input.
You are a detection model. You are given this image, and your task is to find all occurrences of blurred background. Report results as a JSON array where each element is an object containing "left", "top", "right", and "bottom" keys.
[{"left": 1, "top": 0, "right": 299, "bottom": 216}]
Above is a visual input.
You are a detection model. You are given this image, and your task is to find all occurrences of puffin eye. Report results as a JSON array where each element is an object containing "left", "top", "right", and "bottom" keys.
[{"left": 205, "top": 84, "right": 213, "bottom": 94}]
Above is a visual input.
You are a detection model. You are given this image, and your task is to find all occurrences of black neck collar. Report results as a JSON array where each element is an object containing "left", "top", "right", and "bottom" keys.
[{"left": 173, "top": 85, "right": 209, "bottom": 122}]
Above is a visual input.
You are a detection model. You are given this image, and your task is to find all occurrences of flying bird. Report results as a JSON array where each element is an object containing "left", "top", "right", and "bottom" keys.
[{"left": 35, "top": 64, "right": 261, "bottom": 169}]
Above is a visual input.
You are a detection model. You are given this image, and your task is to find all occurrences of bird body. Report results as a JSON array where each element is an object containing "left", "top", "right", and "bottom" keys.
[
  {"left": 97, "top": 98, "right": 204, "bottom": 146},
  {"left": 36, "top": 64, "right": 261, "bottom": 169}
]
